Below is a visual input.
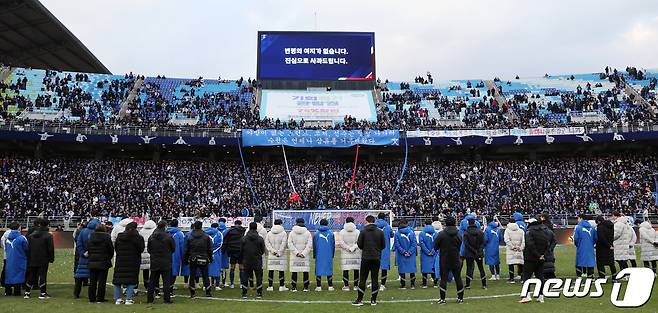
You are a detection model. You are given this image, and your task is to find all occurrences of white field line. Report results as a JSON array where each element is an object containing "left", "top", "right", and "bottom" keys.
[{"left": 47, "top": 283, "right": 518, "bottom": 304}]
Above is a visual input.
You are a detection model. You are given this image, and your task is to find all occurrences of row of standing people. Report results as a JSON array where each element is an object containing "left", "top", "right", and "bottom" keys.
[{"left": 573, "top": 212, "right": 658, "bottom": 280}]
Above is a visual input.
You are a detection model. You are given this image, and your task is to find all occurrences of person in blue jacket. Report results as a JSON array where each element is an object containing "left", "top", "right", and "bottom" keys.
[
  {"left": 4, "top": 222, "right": 28, "bottom": 296},
  {"left": 574, "top": 214, "right": 597, "bottom": 278},
  {"left": 376, "top": 213, "right": 394, "bottom": 290},
  {"left": 313, "top": 219, "right": 335, "bottom": 291},
  {"left": 484, "top": 218, "right": 501, "bottom": 280},
  {"left": 181, "top": 229, "right": 192, "bottom": 287},
  {"left": 74, "top": 218, "right": 100, "bottom": 298},
  {"left": 206, "top": 223, "right": 224, "bottom": 290},
  {"left": 394, "top": 219, "right": 417, "bottom": 289},
  {"left": 419, "top": 220, "right": 436, "bottom": 288},
  {"left": 513, "top": 212, "right": 527, "bottom": 233},
  {"left": 241, "top": 208, "right": 250, "bottom": 217},
  {"left": 217, "top": 219, "right": 230, "bottom": 287},
  {"left": 459, "top": 213, "right": 481, "bottom": 258},
  {"left": 166, "top": 219, "right": 185, "bottom": 296}
]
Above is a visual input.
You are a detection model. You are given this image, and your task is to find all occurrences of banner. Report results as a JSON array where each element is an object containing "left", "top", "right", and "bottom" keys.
[
  {"left": 105, "top": 216, "right": 253, "bottom": 229},
  {"left": 406, "top": 129, "right": 509, "bottom": 138},
  {"left": 260, "top": 89, "right": 376, "bottom": 122},
  {"left": 406, "top": 130, "right": 658, "bottom": 146},
  {"left": 509, "top": 127, "right": 585, "bottom": 137},
  {"left": 272, "top": 209, "right": 392, "bottom": 231},
  {"left": 242, "top": 129, "right": 399, "bottom": 147},
  {"left": 177, "top": 216, "right": 254, "bottom": 229},
  {"left": 0, "top": 130, "right": 237, "bottom": 146}
]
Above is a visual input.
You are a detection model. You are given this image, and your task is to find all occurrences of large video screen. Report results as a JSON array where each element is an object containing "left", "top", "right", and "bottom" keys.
[
  {"left": 257, "top": 31, "right": 375, "bottom": 81},
  {"left": 260, "top": 89, "right": 376, "bottom": 122}
]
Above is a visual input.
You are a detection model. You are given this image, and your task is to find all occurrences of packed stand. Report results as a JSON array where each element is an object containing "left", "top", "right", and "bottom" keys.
[{"left": 0, "top": 153, "right": 656, "bottom": 219}]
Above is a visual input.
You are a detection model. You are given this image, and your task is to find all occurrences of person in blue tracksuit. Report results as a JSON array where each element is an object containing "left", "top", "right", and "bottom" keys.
[
  {"left": 217, "top": 219, "right": 230, "bottom": 287},
  {"left": 484, "top": 219, "right": 501, "bottom": 280},
  {"left": 313, "top": 219, "right": 335, "bottom": 291},
  {"left": 419, "top": 221, "right": 437, "bottom": 288},
  {"left": 394, "top": 220, "right": 417, "bottom": 289},
  {"left": 4, "top": 222, "right": 28, "bottom": 296},
  {"left": 375, "top": 213, "right": 394, "bottom": 289},
  {"left": 574, "top": 214, "right": 597, "bottom": 278},
  {"left": 74, "top": 218, "right": 100, "bottom": 298},
  {"left": 166, "top": 219, "right": 185, "bottom": 295},
  {"left": 513, "top": 212, "right": 527, "bottom": 233},
  {"left": 181, "top": 230, "right": 193, "bottom": 286},
  {"left": 459, "top": 213, "right": 481, "bottom": 258},
  {"left": 206, "top": 223, "right": 224, "bottom": 290}
]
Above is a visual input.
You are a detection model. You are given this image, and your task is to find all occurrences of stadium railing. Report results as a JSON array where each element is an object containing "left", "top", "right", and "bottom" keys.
[
  {"left": 2, "top": 120, "right": 658, "bottom": 138},
  {"left": 0, "top": 215, "right": 83, "bottom": 230}
]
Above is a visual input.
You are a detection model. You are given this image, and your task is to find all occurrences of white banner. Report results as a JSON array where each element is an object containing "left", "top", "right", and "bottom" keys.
[
  {"left": 509, "top": 127, "right": 585, "bottom": 136},
  {"left": 260, "top": 89, "right": 376, "bottom": 122},
  {"left": 407, "top": 127, "right": 585, "bottom": 138},
  {"left": 177, "top": 216, "right": 254, "bottom": 229},
  {"left": 407, "top": 129, "right": 509, "bottom": 138}
]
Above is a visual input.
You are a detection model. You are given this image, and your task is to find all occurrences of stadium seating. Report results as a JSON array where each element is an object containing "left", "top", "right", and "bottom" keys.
[
  {"left": 1, "top": 67, "right": 135, "bottom": 123},
  {"left": 2, "top": 65, "right": 656, "bottom": 130},
  {"left": 128, "top": 76, "right": 253, "bottom": 127}
]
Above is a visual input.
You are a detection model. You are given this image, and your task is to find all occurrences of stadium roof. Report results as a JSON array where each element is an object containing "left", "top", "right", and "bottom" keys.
[{"left": 0, "top": 0, "right": 110, "bottom": 74}]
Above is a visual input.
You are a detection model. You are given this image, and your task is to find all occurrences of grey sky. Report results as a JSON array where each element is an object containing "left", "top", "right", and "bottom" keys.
[{"left": 40, "top": 0, "right": 658, "bottom": 80}]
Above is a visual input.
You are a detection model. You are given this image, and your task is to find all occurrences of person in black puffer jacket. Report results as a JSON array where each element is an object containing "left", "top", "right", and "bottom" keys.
[
  {"left": 540, "top": 214, "right": 557, "bottom": 279},
  {"left": 185, "top": 221, "right": 212, "bottom": 298},
  {"left": 147, "top": 221, "right": 175, "bottom": 304},
  {"left": 25, "top": 218, "right": 54, "bottom": 298},
  {"left": 434, "top": 216, "right": 464, "bottom": 304},
  {"left": 353, "top": 215, "right": 385, "bottom": 306},
  {"left": 221, "top": 220, "right": 245, "bottom": 288},
  {"left": 112, "top": 222, "right": 144, "bottom": 304},
  {"left": 595, "top": 215, "right": 616, "bottom": 279},
  {"left": 86, "top": 224, "right": 114, "bottom": 303},
  {"left": 240, "top": 222, "right": 266, "bottom": 299},
  {"left": 520, "top": 218, "right": 550, "bottom": 303},
  {"left": 463, "top": 218, "right": 486, "bottom": 289}
]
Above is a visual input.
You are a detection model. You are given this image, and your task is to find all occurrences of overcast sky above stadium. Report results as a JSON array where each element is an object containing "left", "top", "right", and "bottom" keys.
[{"left": 41, "top": 0, "right": 658, "bottom": 80}]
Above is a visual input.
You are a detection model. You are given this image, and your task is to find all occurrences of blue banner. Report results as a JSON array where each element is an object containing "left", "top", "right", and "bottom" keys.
[
  {"left": 242, "top": 129, "right": 399, "bottom": 147},
  {"left": 0, "top": 130, "right": 238, "bottom": 146},
  {"left": 405, "top": 130, "right": 658, "bottom": 146}
]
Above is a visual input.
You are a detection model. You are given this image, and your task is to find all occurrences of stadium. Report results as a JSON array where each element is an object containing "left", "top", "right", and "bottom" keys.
[{"left": 1, "top": 0, "right": 658, "bottom": 312}]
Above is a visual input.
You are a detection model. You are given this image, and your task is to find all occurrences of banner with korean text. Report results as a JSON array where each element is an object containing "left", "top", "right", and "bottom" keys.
[{"left": 242, "top": 129, "right": 399, "bottom": 147}]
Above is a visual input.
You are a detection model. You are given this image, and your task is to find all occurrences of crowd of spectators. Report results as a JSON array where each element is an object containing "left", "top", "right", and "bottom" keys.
[
  {"left": 2, "top": 66, "right": 657, "bottom": 131},
  {"left": 0, "top": 153, "right": 655, "bottom": 220}
]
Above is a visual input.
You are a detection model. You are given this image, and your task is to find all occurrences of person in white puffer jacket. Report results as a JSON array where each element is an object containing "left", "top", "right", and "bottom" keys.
[
  {"left": 111, "top": 218, "right": 134, "bottom": 244},
  {"left": 339, "top": 217, "right": 361, "bottom": 291},
  {"left": 613, "top": 212, "right": 634, "bottom": 270},
  {"left": 627, "top": 218, "right": 638, "bottom": 267},
  {"left": 139, "top": 220, "right": 157, "bottom": 290},
  {"left": 503, "top": 221, "right": 524, "bottom": 283},
  {"left": 639, "top": 221, "right": 658, "bottom": 274},
  {"left": 288, "top": 218, "right": 312, "bottom": 292},
  {"left": 265, "top": 219, "right": 288, "bottom": 292}
]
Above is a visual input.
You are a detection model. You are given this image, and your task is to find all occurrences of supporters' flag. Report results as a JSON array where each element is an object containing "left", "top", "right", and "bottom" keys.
[
  {"left": 288, "top": 192, "right": 301, "bottom": 203},
  {"left": 654, "top": 173, "right": 658, "bottom": 206}
]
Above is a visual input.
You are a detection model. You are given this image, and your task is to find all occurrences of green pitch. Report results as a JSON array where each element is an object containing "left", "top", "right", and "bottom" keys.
[{"left": 1, "top": 245, "right": 657, "bottom": 312}]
